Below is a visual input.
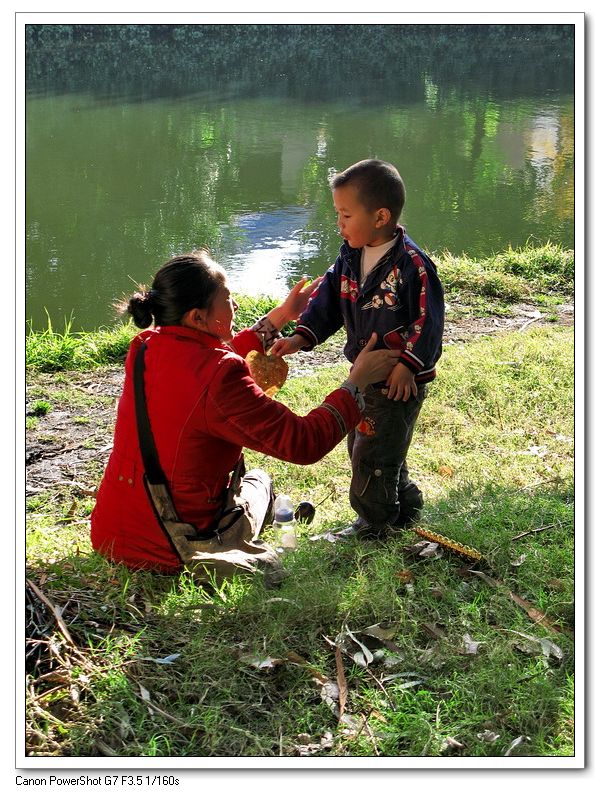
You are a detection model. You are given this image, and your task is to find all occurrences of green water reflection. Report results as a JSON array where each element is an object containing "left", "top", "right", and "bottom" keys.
[{"left": 26, "top": 26, "right": 574, "bottom": 331}]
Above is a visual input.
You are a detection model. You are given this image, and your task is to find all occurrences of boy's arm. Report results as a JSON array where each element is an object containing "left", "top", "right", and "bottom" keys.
[
  {"left": 264, "top": 275, "right": 324, "bottom": 331},
  {"left": 235, "top": 276, "right": 324, "bottom": 358},
  {"left": 270, "top": 333, "right": 306, "bottom": 357},
  {"left": 271, "top": 262, "right": 344, "bottom": 356},
  {"left": 384, "top": 251, "right": 444, "bottom": 377},
  {"left": 293, "top": 262, "right": 344, "bottom": 350}
]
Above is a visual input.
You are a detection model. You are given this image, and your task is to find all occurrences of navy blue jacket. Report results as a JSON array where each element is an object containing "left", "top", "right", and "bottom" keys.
[{"left": 295, "top": 227, "right": 444, "bottom": 383}]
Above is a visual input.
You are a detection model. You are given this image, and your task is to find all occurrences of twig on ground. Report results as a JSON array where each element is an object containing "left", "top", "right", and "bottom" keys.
[
  {"left": 334, "top": 645, "right": 348, "bottom": 720},
  {"left": 511, "top": 524, "right": 556, "bottom": 541},
  {"left": 352, "top": 704, "right": 380, "bottom": 755},
  {"left": 363, "top": 717, "right": 381, "bottom": 756},
  {"left": 519, "top": 315, "right": 543, "bottom": 331},
  {"left": 133, "top": 691, "right": 194, "bottom": 728},
  {"left": 26, "top": 578, "right": 76, "bottom": 647},
  {"left": 469, "top": 569, "right": 574, "bottom": 640},
  {"left": 323, "top": 635, "right": 397, "bottom": 712}
]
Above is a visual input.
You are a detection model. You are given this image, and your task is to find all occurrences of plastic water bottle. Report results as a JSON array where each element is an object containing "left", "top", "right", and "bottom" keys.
[{"left": 273, "top": 494, "right": 297, "bottom": 553}]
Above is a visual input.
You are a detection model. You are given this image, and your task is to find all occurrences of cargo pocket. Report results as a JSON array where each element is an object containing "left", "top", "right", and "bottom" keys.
[{"left": 350, "top": 459, "right": 400, "bottom": 524}]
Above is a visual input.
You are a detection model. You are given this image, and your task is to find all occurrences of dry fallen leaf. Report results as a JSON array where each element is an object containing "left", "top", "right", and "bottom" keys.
[
  {"left": 510, "top": 553, "right": 528, "bottom": 567},
  {"left": 462, "top": 633, "right": 484, "bottom": 655},
  {"left": 246, "top": 350, "right": 289, "bottom": 396},
  {"left": 477, "top": 730, "right": 500, "bottom": 743},
  {"left": 70, "top": 684, "right": 80, "bottom": 705},
  {"left": 421, "top": 622, "right": 445, "bottom": 640},
  {"left": 402, "top": 540, "right": 432, "bottom": 556},
  {"left": 139, "top": 653, "right": 181, "bottom": 665},
  {"left": 239, "top": 654, "right": 285, "bottom": 671},
  {"left": 309, "top": 530, "right": 348, "bottom": 543},
  {"left": 504, "top": 735, "right": 530, "bottom": 756},
  {"left": 361, "top": 623, "right": 400, "bottom": 642},
  {"left": 335, "top": 646, "right": 347, "bottom": 720},
  {"left": 442, "top": 736, "right": 466, "bottom": 752},
  {"left": 295, "top": 732, "right": 334, "bottom": 756},
  {"left": 285, "top": 650, "right": 329, "bottom": 683},
  {"left": 139, "top": 684, "right": 151, "bottom": 702},
  {"left": 506, "top": 630, "right": 563, "bottom": 661},
  {"left": 320, "top": 680, "right": 340, "bottom": 710},
  {"left": 469, "top": 569, "right": 574, "bottom": 640},
  {"left": 382, "top": 653, "right": 405, "bottom": 670},
  {"left": 419, "top": 542, "right": 442, "bottom": 558},
  {"left": 335, "top": 625, "right": 374, "bottom": 668}
]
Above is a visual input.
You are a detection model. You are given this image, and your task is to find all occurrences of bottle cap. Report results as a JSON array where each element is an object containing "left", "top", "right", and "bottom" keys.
[
  {"left": 274, "top": 507, "right": 294, "bottom": 523},
  {"left": 274, "top": 494, "right": 293, "bottom": 522}
]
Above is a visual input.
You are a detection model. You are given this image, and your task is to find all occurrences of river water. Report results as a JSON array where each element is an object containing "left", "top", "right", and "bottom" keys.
[{"left": 25, "top": 24, "right": 574, "bottom": 331}]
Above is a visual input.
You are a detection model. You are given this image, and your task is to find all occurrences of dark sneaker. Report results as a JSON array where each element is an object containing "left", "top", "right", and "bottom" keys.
[
  {"left": 392, "top": 508, "right": 422, "bottom": 529},
  {"left": 395, "top": 484, "right": 423, "bottom": 527},
  {"left": 334, "top": 518, "right": 391, "bottom": 540}
]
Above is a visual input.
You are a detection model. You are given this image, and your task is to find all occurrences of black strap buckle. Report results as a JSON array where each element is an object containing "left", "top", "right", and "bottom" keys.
[{"left": 213, "top": 505, "right": 245, "bottom": 543}]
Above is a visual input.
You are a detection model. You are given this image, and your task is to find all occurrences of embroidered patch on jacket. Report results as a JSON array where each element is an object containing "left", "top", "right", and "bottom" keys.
[
  {"left": 356, "top": 416, "right": 376, "bottom": 436},
  {"left": 340, "top": 275, "right": 359, "bottom": 302},
  {"left": 362, "top": 265, "right": 400, "bottom": 311},
  {"left": 362, "top": 294, "right": 384, "bottom": 310}
]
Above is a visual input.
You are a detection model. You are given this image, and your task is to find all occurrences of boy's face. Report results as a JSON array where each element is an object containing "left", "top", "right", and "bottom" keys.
[{"left": 333, "top": 184, "right": 393, "bottom": 249}]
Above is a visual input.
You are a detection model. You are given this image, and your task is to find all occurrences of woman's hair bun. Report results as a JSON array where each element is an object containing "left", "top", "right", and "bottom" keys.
[{"left": 127, "top": 289, "right": 154, "bottom": 329}]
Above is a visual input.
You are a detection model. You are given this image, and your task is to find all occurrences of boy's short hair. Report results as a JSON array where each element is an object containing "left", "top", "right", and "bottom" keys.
[{"left": 330, "top": 159, "right": 405, "bottom": 222}]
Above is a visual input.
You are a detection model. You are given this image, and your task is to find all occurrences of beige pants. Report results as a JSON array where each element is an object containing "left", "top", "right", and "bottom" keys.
[{"left": 184, "top": 468, "right": 284, "bottom": 586}]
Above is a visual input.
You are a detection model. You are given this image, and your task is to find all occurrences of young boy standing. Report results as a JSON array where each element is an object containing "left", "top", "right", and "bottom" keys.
[{"left": 272, "top": 159, "right": 444, "bottom": 538}]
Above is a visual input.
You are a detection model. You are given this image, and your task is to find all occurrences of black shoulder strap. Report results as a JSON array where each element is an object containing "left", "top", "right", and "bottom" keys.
[
  {"left": 133, "top": 341, "right": 167, "bottom": 486},
  {"left": 133, "top": 340, "right": 244, "bottom": 542}
]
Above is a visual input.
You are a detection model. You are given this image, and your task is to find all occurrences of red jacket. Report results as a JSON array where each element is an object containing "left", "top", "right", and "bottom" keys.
[{"left": 90, "top": 325, "right": 360, "bottom": 571}]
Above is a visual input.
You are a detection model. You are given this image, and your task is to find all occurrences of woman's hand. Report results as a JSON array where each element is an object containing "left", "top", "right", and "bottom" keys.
[
  {"left": 347, "top": 333, "right": 401, "bottom": 391},
  {"left": 282, "top": 275, "right": 323, "bottom": 321},
  {"left": 265, "top": 276, "right": 323, "bottom": 330}
]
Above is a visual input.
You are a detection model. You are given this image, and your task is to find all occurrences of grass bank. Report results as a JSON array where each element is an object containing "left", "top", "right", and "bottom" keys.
[
  {"left": 26, "top": 324, "right": 574, "bottom": 758},
  {"left": 25, "top": 242, "right": 573, "bottom": 373}
]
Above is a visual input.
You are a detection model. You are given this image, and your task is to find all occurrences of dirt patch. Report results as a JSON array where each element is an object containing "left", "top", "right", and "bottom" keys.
[{"left": 26, "top": 304, "right": 573, "bottom": 498}]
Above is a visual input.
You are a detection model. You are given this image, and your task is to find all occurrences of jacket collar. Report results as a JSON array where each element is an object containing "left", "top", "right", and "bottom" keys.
[
  {"left": 339, "top": 226, "right": 406, "bottom": 273},
  {"left": 142, "top": 325, "right": 228, "bottom": 350}
]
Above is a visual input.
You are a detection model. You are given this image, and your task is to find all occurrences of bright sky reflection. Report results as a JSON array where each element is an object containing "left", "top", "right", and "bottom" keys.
[{"left": 221, "top": 208, "right": 320, "bottom": 298}]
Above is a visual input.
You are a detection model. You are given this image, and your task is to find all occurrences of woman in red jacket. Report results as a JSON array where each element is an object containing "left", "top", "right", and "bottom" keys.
[{"left": 90, "top": 251, "right": 400, "bottom": 575}]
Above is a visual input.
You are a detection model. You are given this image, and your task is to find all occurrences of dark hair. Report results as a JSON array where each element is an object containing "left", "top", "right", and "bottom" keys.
[
  {"left": 330, "top": 159, "right": 406, "bottom": 222},
  {"left": 122, "top": 251, "right": 226, "bottom": 329}
]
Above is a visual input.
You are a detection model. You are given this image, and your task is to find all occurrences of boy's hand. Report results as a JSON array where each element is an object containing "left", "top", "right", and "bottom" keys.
[
  {"left": 386, "top": 362, "right": 417, "bottom": 401},
  {"left": 271, "top": 333, "right": 306, "bottom": 357}
]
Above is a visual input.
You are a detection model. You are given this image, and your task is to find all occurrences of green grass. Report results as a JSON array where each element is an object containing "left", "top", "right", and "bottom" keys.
[
  {"left": 26, "top": 315, "right": 138, "bottom": 373},
  {"left": 26, "top": 325, "right": 574, "bottom": 758},
  {"left": 437, "top": 241, "right": 573, "bottom": 316},
  {"left": 29, "top": 399, "right": 52, "bottom": 416},
  {"left": 25, "top": 294, "right": 289, "bottom": 373}
]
